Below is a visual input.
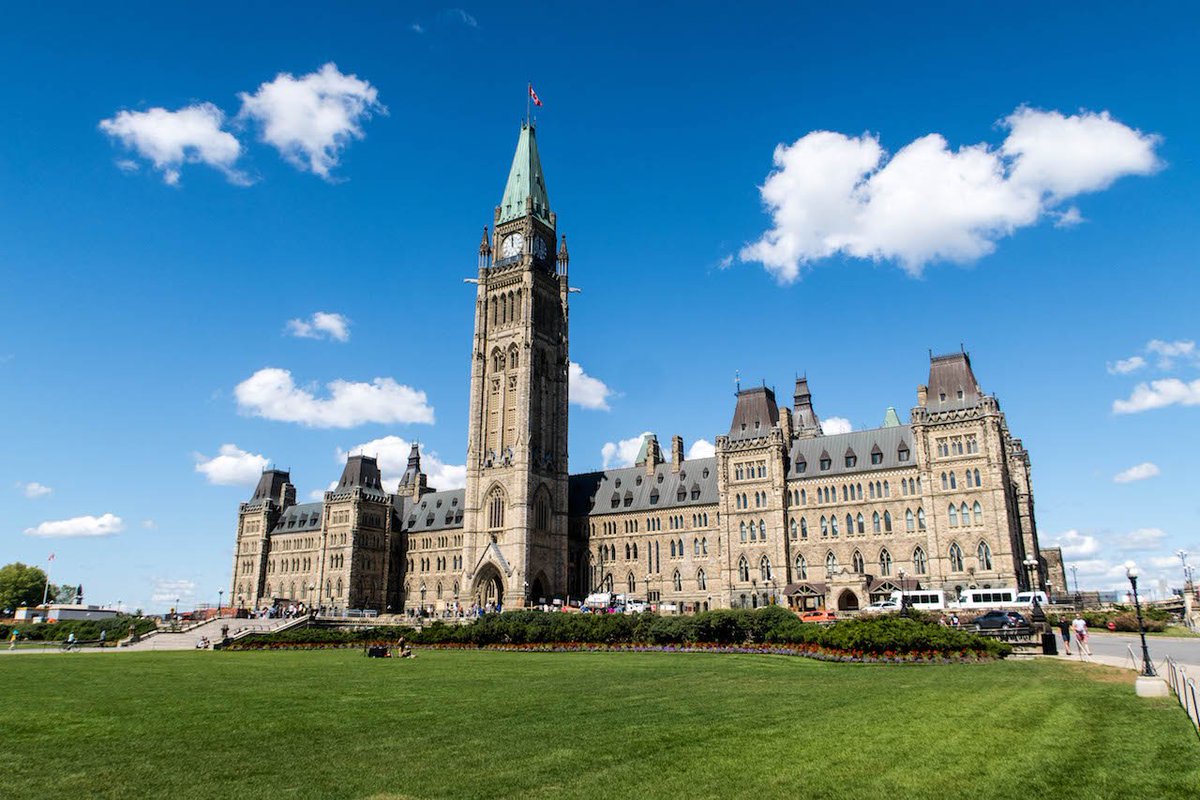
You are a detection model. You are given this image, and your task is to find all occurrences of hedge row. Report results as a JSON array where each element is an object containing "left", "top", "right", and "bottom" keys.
[
  {"left": 1046, "top": 610, "right": 1169, "bottom": 633},
  {"left": 0, "top": 615, "right": 157, "bottom": 642},
  {"left": 228, "top": 607, "right": 1011, "bottom": 659}
]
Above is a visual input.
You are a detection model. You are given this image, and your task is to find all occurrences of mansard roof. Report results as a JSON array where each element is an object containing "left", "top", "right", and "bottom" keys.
[
  {"left": 926, "top": 351, "right": 984, "bottom": 412},
  {"left": 728, "top": 386, "right": 780, "bottom": 441},
  {"left": 249, "top": 469, "right": 290, "bottom": 502},
  {"left": 328, "top": 454, "right": 389, "bottom": 501},
  {"left": 270, "top": 502, "right": 323, "bottom": 534},
  {"left": 400, "top": 489, "right": 465, "bottom": 533},
  {"left": 788, "top": 425, "right": 913, "bottom": 480},
  {"left": 569, "top": 457, "right": 719, "bottom": 517}
]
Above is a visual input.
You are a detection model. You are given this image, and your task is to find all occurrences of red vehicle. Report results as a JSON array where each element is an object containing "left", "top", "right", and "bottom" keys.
[{"left": 798, "top": 610, "right": 838, "bottom": 624}]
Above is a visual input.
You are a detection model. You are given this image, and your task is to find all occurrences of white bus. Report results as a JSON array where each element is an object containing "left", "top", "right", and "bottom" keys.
[
  {"left": 902, "top": 590, "right": 947, "bottom": 610},
  {"left": 954, "top": 588, "right": 1019, "bottom": 608}
]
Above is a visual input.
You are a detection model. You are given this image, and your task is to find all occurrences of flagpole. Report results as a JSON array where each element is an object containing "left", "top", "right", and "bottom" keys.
[
  {"left": 42, "top": 555, "right": 52, "bottom": 606},
  {"left": 526, "top": 82, "right": 531, "bottom": 126}
]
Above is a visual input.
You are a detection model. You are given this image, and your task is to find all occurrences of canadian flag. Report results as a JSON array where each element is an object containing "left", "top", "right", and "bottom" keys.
[{"left": 529, "top": 84, "right": 542, "bottom": 107}]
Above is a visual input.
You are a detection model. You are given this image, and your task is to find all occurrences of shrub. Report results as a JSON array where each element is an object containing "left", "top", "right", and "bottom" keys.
[{"left": 227, "top": 608, "right": 1008, "bottom": 659}]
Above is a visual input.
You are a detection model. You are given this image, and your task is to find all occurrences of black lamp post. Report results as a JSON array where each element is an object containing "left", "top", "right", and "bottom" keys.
[
  {"left": 897, "top": 569, "right": 909, "bottom": 617},
  {"left": 217, "top": 589, "right": 224, "bottom": 617},
  {"left": 1125, "top": 564, "right": 1156, "bottom": 677},
  {"left": 1023, "top": 558, "right": 1046, "bottom": 624}
]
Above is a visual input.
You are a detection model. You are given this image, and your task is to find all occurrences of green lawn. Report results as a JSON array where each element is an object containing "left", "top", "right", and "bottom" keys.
[{"left": 1, "top": 651, "right": 1196, "bottom": 799}]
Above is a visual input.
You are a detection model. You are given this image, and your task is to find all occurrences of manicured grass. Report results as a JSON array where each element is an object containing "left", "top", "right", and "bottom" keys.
[{"left": 1, "top": 651, "right": 1196, "bottom": 799}]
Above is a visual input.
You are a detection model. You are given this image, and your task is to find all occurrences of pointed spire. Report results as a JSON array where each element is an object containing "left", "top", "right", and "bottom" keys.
[
  {"left": 498, "top": 122, "right": 551, "bottom": 225},
  {"left": 478, "top": 226, "right": 491, "bottom": 256},
  {"left": 793, "top": 375, "right": 822, "bottom": 438}
]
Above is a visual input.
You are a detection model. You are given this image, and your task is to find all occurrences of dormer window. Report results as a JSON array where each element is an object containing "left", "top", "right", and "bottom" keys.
[
  {"left": 957, "top": 389, "right": 964, "bottom": 399},
  {"left": 614, "top": 478, "right": 622, "bottom": 488},
  {"left": 871, "top": 452, "right": 883, "bottom": 465},
  {"left": 939, "top": 392, "right": 946, "bottom": 401},
  {"left": 797, "top": 460, "right": 807, "bottom": 474},
  {"left": 819, "top": 458, "right": 831, "bottom": 470},
  {"left": 898, "top": 447, "right": 910, "bottom": 462}
]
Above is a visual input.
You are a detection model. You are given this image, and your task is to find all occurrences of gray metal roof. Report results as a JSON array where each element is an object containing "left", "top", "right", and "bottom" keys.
[
  {"left": 569, "top": 457, "right": 719, "bottom": 516},
  {"left": 270, "top": 502, "right": 323, "bottom": 534},
  {"left": 400, "top": 489, "right": 466, "bottom": 532},
  {"left": 926, "top": 352, "right": 983, "bottom": 412},
  {"left": 787, "top": 426, "right": 914, "bottom": 480},
  {"left": 728, "top": 387, "right": 780, "bottom": 441}
]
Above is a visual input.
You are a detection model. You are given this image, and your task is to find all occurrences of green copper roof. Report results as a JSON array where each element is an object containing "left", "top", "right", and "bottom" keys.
[
  {"left": 498, "top": 122, "right": 551, "bottom": 224},
  {"left": 881, "top": 407, "right": 902, "bottom": 427}
]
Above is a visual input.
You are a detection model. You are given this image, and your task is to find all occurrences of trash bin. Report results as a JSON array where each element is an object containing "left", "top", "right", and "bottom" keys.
[{"left": 1041, "top": 632, "right": 1058, "bottom": 656}]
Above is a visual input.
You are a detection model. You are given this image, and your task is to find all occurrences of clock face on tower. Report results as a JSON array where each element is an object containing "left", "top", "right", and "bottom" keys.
[
  {"left": 533, "top": 235, "right": 548, "bottom": 261},
  {"left": 500, "top": 233, "right": 524, "bottom": 258}
]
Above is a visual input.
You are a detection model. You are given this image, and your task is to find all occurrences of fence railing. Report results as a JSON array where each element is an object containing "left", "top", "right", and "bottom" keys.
[{"left": 1164, "top": 656, "right": 1199, "bottom": 736}]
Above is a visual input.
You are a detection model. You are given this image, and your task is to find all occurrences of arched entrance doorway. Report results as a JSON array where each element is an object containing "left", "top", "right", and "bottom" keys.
[
  {"left": 837, "top": 589, "right": 860, "bottom": 611},
  {"left": 474, "top": 564, "right": 505, "bottom": 609}
]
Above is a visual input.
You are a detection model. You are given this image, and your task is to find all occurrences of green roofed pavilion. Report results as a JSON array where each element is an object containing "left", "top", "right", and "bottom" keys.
[{"left": 498, "top": 122, "right": 551, "bottom": 225}]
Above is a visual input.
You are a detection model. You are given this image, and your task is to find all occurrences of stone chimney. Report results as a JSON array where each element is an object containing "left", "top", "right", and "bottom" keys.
[
  {"left": 671, "top": 435, "right": 684, "bottom": 471},
  {"left": 917, "top": 384, "right": 928, "bottom": 407}
]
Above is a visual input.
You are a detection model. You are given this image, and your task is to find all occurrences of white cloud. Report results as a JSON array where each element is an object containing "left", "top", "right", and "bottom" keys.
[
  {"left": 1146, "top": 338, "right": 1197, "bottom": 369},
  {"left": 717, "top": 254, "right": 734, "bottom": 269},
  {"left": 687, "top": 439, "right": 716, "bottom": 459},
  {"left": 286, "top": 311, "right": 350, "bottom": 342},
  {"left": 1113, "top": 462, "right": 1160, "bottom": 484},
  {"left": 24, "top": 513, "right": 124, "bottom": 538},
  {"left": 1112, "top": 378, "right": 1200, "bottom": 414},
  {"left": 195, "top": 443, "right": 270, "bottom": 486},
  {"left": 569, "top": 362, "right": 613, "bottom": 411},
  {"left": 308, "top": 489, "right": 327, "bottom": 501},
  {"left": 601, "top": 432, "right": 653, "bottom": 469},
  {"left": 151, "top": 578, "right": 197, "bottom": 607},
  {"left": 446, "top": 8, "right": 478, "bottom": 27},
  {"left": 238, "top": 63, "right": 384, "bottom": 180},
  {"left": 1106, "top": 355, "right": 1146, "bottom": 375},
  {"left": 410, "top": 23, "right": 425, "bottom": 34},
  {"left": 99, "top": 103, "right": 247, "bottom": 186},
  {"left": 822, "top": 417, "right": 853, "bottom": 435},
  {"left": 337, "top": 435, "right": 466, "bottom": 491},
  {"left": 1052, "top": 206, "right": 1084, "bottom": 228},
  {"left": 141, "top": 519, "right": 158, "bottom": 530},
  {"left": 235, "top": 367, "right": 434, "bottom": 428},
  {"left": 740, "top": 107, "right": 1161, "bottom": 280},
  {"left": 1051, "top": 529, "right": 1101, "bottom": 558},
  {"left": 1116, "top": 527, "right": 1167, "bottom": 551},
  {"left": 16, "top": 481, "right": 53, "bottom": 498}
]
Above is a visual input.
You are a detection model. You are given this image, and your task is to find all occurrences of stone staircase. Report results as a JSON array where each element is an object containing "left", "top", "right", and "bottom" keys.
[{"left": 123, "top": 615, "right": 307, "bottom": 651}]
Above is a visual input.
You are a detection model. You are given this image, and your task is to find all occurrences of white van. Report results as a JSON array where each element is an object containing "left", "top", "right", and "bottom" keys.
[
  {"left": 903, "top": 590, "right": 946, "bottom": 610},
  {"left": 955, "top": 588, "right": 1019, "bottom": 608},
  {"left": 1015, "top": 591, "right": 1048, "bottom": 607}
]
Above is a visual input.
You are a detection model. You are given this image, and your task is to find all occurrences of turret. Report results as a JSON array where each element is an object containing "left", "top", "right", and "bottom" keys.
[
  {"left": 397, "top": 443, "right": 431, "bottom": 499},
  {"left": 793, "top": 376, "right": 822, "bottom": 438},
  {"left": 478, "top": 226, "right": 492, "bottom": 270},
  {"left": 557, "top": 235, "right": 569, "bottom": 276}
]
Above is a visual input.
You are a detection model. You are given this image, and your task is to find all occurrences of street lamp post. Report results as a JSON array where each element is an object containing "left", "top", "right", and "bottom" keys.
[
  {"left": 1070, "top": 565, "right": 1082, "bottom": 610},
  {"left": 217, "top": 589, "right": 224, "bottom": 617},
  {"left": 1125, "top": 564, "right": 1156, "bottom": 677},
  {"left": 897, "top": 569, "right": 908, "bottom": 617},
  {"left": 1023, "top": 558, "right": 1046, "bottom": 624}
]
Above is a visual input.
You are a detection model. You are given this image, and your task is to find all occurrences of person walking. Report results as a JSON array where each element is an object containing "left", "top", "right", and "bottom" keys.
[
  {"left": 1057, "top": 618, "right": 1071, "bottom": 655},
  {"left": 8, "top": 629, "right": 17, "bottom": 650},
  {"left": 1071, "top": 614, "right": 1092, "bottom": 657},
  {"left": 99, "top": 629, "right": 107, "bottom": 648}
]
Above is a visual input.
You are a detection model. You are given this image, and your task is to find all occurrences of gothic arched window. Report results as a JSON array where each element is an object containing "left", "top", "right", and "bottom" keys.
[
  {"left": 852, "top": 550, "right": 865, "bottom": 573},
  {"left": 825, "top": 551, "right": 838, "bottom": 574},
  {"left": 879, "top": 548, "right": 892, "bottom": 576},
  {"left": 949, "top": 543, "right": 964, "bottom": 572},
  {"left": 795, "top": 553, "right": 807, "bottom": 580},
  {"left": 760, "top": 555, "right": 772, "bottom": 581},
  {"left": 487, "top": 487, "right": 505, "bottom": 529},
  {"left": 913, "top": 546, "right": 928, "bottom": 574},
  {"left": 697, "top": 569, "right": 707, "bottom": 591},
  {"left": 738, "top": 556, "right": 750, "bottom": 582},
  {"left": 977, "top": 541, "right": 993, "bottom": 571},
  {"left": 673, "top": 570, "right": 682, "bottom": 592}
]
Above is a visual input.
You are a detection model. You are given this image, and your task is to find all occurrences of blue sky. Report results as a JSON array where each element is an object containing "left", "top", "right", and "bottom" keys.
[{"left": 2, "top": 2, "right": 1197, "bottom": 610}]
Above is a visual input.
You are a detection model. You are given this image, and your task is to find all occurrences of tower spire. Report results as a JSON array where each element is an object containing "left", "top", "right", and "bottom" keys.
[{"left": 497, "top": 122, "right": 551, "bottom": 225}]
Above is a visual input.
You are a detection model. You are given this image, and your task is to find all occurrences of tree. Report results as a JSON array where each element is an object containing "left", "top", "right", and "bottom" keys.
[
  {"left": 52, "top": 584, "right": 78, "bottom": 604},
  {"left": 0, "top": 562, "right": 49, "bottom": 612}
]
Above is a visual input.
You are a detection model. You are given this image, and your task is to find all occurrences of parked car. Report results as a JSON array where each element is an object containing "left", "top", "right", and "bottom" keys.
[
  {"left": 862, "top": 598, "right": 902, "bottom": 613},
  {"left": 972, "top": 610, "right": 1029, "bottom": 631},
  {"left": 798, "top": 610, "right": 838, "bottom": 624}
]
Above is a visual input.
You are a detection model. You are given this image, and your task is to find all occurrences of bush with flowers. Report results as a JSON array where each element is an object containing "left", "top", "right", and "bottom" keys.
[{"left": 226, "top": 606, "right": 1010, "bottom": 661}]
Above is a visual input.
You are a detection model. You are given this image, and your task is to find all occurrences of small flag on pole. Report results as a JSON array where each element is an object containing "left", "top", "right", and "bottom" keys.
[
  {"left": 48, "top": 553, "right": 55, "bottom": 562},
  {"left": 529, "top": 84, "right": 543, "bottom": 107}
]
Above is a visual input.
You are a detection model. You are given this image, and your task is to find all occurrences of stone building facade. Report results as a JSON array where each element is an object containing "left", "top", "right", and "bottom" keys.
[{"left": 229, "top": 122, "right": 1046, "bottom": 614}]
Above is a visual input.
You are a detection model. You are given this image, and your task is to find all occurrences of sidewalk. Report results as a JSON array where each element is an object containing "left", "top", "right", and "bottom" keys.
[{"left": 1045, "top": 649, "right": 1200, "bottom": 675}]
